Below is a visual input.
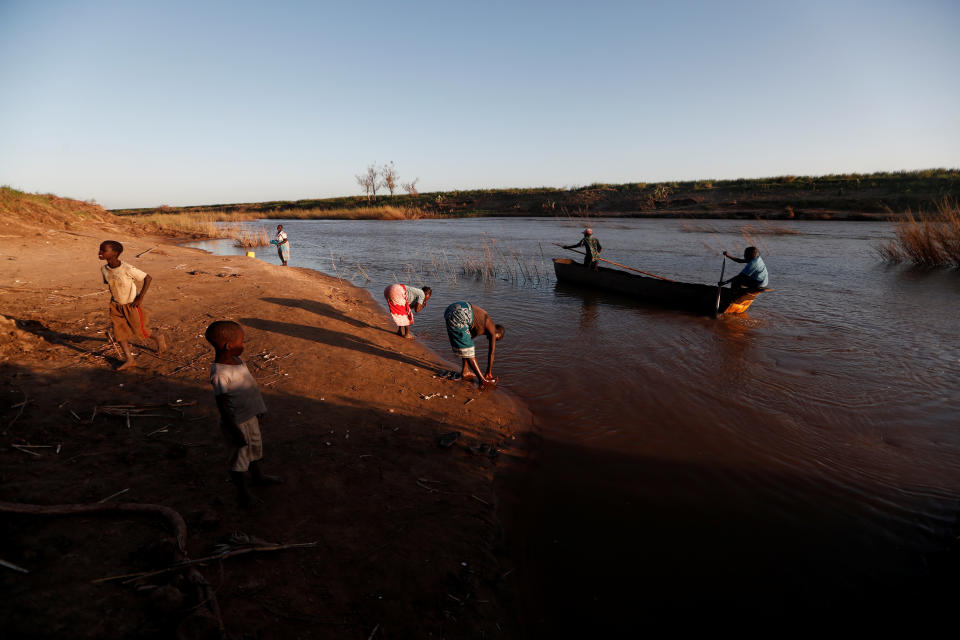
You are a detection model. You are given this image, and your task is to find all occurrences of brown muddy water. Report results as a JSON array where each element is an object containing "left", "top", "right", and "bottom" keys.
[{"left": 190, "top": 217, "right": 960, "bottom": 635}]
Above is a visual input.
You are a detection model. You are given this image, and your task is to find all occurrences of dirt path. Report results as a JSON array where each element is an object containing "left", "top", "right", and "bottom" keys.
[{"left": 0, "top": 217, "right": 532, "bottom": 638}]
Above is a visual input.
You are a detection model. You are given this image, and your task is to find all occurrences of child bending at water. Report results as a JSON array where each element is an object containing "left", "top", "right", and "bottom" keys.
[
  {"left": 205, "top": 320, "right": 282, "bottom": 508},
  {"left": 721, "top": 246, "right": 770, "bottom": 290},
  {"left": 98, "top": 240, "right": 166, "bottom": 370},
  {"left": 384, "top": 283, "right": 432, "bottom": 339}
]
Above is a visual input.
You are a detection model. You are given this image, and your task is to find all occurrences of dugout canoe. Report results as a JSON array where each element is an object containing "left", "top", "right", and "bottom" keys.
[{"left": 552, "top": 258, "right": 764, "bottom": 315}]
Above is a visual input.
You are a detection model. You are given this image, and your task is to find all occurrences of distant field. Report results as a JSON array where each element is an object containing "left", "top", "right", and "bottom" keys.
[{"left": 112, "top": 169, "right": 960, "bottom": 221}]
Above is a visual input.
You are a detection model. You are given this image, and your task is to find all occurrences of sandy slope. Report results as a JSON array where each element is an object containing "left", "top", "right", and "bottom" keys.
[{"left": 0, "top": 209, "right": 532, "bottom": 638}]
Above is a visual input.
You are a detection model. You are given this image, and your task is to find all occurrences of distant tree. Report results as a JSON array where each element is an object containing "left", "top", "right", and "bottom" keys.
[
  {"left": 355, "top": 163, "right": 380, "bottom": 201},
  {"left": 401, "top": 177, "right": 419, "bottom": 196},
  {"left": 381, "top": 161, "right": 399, "bottom": 196}
]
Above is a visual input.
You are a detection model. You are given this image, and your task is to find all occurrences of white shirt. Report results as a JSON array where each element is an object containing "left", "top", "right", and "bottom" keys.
[
  {"left": 101, "top": 262, "right": 148, "bottom": 305},
  {"left": 210, "top": 360, "right": 267, "bottom": 423},
  {"left": 406, "top": 285, "right": 426, "bottom": 306},
  {"left": 276, "top": 230, "right": 288, "bottom": 244}
]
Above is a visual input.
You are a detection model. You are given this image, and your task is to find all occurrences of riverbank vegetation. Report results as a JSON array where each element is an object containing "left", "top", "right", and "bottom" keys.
[
  {"left": 877, "top": 199, "right": 960, "bottom": 267},
  {"left": 0, "top": 186, "right": 113, "bottom": 230},
  {"left": 680, "top": 220, "right": 803, "bottom": 235},
  {"left": 232, "top": 225, "right": 270, "bottom": 247},
  {"left": 112, "top": 169, "right": 960, "bottom": 222},
  {"left": 120, "top": 206, "right": 430, "bottom": 240}
]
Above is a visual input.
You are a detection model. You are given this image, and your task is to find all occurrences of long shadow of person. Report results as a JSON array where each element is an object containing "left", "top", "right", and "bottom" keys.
[
  {"left": 8, "top": 316, "right": 114, "bottom": 357},
  {"left": 239, "top": 317, "right": 437, "bottom": 370},
  {"left": 260, "top": 297, "right": 379, "bottom": 331}
]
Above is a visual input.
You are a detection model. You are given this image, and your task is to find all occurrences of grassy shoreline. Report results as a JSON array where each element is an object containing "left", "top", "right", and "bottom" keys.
[{"left": 112, "top": 169, "right": 960, "bottom": 222}]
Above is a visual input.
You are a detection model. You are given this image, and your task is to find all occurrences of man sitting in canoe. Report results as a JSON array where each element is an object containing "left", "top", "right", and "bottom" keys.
[
  {"left": 721, "top": 247, "right": 769, "bottom": 290},
  {"left": 443, "top": 301, "right": 504, "bottom": 389},
  {"left": 563, "top": 228, "right": 602, "bottom": 270}
]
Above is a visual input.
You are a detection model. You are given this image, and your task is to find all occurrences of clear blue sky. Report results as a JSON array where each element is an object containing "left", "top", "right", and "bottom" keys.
[{"left": 1, "top": 0, "right": 957, "bottom": 209}]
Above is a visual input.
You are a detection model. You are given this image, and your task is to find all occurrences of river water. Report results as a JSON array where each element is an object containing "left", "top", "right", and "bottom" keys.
[{"left": 188, "top": 217, "right": 960, "bottom": 633}]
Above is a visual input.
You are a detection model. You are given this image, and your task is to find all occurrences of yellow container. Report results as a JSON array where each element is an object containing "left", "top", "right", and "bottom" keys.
[{"left": 246, "top": 251, "right": 255, "bottom": 258}]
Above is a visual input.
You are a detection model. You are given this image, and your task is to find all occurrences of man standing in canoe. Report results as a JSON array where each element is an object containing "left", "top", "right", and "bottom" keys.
[
  {"left": 721, "top": 247, "right": 769, "bottom": 290},
  {"left": 384, "top": 283, "right": 432, "bottom": 339},
  {"left": 564, "top": 228, "right": 602, "bottom": 270},
  {"left": 443, "top": 301, "right": 504, "bottom": 389},
  {"left": 271, "top": 224, "right": 290, "bottom": 266}
]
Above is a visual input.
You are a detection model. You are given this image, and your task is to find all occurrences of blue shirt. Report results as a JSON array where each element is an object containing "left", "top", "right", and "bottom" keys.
[{"left": 739, "top": 256, "right": 769, "bottom": 287}]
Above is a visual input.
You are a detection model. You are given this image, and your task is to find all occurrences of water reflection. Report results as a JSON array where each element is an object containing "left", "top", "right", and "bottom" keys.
[{"left": 187, "top": 216, "right": 960, "bottom": 626}]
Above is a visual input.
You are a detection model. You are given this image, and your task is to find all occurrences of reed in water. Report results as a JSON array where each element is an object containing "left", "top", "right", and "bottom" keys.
[
  {"left": 233, "top": 225, "right": 271, "bottom": 247},
  {"left": 457, "top": 237, "right": 549, "bottom": 285},
  {"left": 878, "top": 199, "right": 960, "bottom": 267}
]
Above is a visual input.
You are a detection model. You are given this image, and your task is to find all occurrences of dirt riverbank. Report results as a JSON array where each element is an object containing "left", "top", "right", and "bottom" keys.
[{"left": 0, "top": 199, "right": 533, "bottom": 638}]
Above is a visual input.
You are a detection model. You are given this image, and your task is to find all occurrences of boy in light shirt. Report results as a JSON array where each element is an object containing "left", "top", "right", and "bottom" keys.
[
  {"left": 98, "top": 240, "right": 166, "bottom": 370},
  {"left": 205, "top": 320, "right": 282, "bottom": 508}
]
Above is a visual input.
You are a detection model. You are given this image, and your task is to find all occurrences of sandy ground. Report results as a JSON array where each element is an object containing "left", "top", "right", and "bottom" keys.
[{"left": 0, "top": 215, "right": 532, "bottom": 638}]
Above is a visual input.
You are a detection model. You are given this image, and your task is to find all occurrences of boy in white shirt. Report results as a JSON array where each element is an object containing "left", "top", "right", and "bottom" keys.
[
  {"left": 205, "top": 320, "right": 282, "bottom": 507},
  {"left": 98, "top": 240, "right": 166, "bottom": 370}
]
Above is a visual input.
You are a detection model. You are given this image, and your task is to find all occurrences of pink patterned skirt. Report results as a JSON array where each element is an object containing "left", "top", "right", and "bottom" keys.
[{"left": 384, "top": 284, "right": 413, "bottom": 327}]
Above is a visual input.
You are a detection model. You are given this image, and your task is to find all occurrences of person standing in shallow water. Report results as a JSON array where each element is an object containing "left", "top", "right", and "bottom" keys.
[
  {"left": 271, "top": 224, "right": 290, "bottom": 266},
  {"left": 564, "top": 228, "right": 602, "bottom": 270}
]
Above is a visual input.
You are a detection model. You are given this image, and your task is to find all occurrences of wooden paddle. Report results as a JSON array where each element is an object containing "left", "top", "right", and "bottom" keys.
[
  {"left": 714, "top": 255, "right": 727, "bottom": 317},
  {"left": 553, "top": 244, "right": 676, "bottom": 282}
]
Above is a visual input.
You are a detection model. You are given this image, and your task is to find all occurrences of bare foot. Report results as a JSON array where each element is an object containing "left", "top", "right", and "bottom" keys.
[
  {"left": 154, "top": 335, "right": 167, "bottom": 353},
  {"left": 116, "top": 358, "right": 138, "bottom": 371},
  {"left": 461, "top": 373, "right": 477, "bottom": 383},
  {"left": 403, "top": 333, "right": 415, "bottom": 340}
]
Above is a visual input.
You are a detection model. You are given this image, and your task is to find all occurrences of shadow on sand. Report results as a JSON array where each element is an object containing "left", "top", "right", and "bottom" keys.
[
  {"left": 0, "top": 361, "right": 512, "bottom": 638},
  {"left": 260, "top": 297, "right": 380, "bottom": 331},
  {"left": 239, "top": 316, "right": 437, "bottom": 370}
]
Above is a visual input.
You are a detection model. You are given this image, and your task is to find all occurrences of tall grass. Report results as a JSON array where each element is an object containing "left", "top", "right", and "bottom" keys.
[
  {"left": 270, "top": 205, "right": 431, "bottom": 220},
  {"left": 129, "top": 207, "right": 430, "bottom": 244},
  {"left": 456, "top": 237, "right": 549, "bottom": 285},
  {"left": 233, "top": 225, "right": 271, "bottom": 247},
  {"left": 877, "top": 199, "right": 960, "bottom": 267},
  {"left": 126, "top": 206, "right": 431, "bottom": 226},
  {"left": 129, "top": 212, "right": 246, "bottom": 237}
]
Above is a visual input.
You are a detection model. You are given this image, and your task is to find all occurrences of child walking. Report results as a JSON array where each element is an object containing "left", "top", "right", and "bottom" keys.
[
  {"left": 98, "top": 240, "right": 166, "bottom": 370},
  {"left": 205, "top": 320, "right": 282, "bottom": 508}
]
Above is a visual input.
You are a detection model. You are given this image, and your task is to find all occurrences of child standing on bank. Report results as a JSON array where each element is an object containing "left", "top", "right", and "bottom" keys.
[
  {"left": 205, "top": 320, "right": 282, "bottom": 508},
  {"left": 98, "top": 240, "right": 166, "bottom": 370}
]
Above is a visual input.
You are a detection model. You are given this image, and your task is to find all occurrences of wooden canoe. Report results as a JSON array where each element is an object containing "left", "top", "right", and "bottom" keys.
[{"left": 552, "top": 258, "right": 764, "bottom": 315}]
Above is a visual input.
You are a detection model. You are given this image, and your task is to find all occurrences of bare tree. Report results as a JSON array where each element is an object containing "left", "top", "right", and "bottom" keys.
[
  {"left": 355, "top": 163, "right": 380, "bottom": 201},
  {"left": 380, "top": 161, "right": 399, "bottom": 196},
  {"left": 401, "top": 177, "right": 419, "bottom": 196},
  {"left": 355, "top": 173, "right": 371, "bottom": 201}
]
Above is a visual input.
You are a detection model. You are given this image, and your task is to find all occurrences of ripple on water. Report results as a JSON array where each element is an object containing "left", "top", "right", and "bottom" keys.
[{"left": 187, "top": 217, "right": 960, "bottom": 568}]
